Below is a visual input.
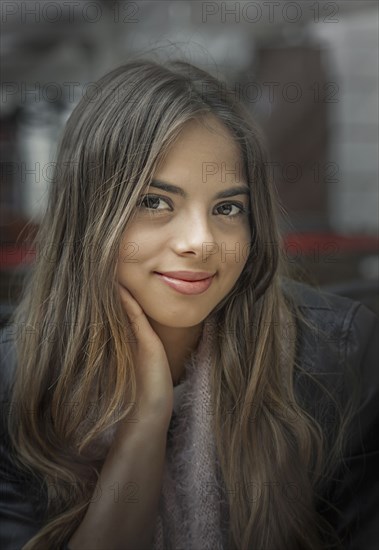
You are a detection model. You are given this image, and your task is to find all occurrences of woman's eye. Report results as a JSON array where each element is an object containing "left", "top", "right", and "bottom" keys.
[
  {"left": 136, "top": 194, "right": 171, "bottom": 212},
  {"left": 136, "top": 195, "right": 248, "bottom": 219},
  {"left": 215, "top": 202, "right": 248, "bottom": 218}
]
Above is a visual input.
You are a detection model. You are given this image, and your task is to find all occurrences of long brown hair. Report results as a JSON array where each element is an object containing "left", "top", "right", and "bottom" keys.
[{"left": 7, "top": 57, "right": 352, "bottom": 549}]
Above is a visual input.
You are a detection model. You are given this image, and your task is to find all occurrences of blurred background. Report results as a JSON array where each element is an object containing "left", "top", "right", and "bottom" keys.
[{"left": 1, "top": 0, "right": 378, "bottom": 324}]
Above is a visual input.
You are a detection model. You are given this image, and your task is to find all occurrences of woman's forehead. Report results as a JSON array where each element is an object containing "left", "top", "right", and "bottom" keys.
[{"left": 156, "top": 117, "right": 243, "bottom": 167}]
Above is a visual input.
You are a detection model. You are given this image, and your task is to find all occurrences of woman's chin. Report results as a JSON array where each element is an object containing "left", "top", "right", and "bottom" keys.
[{"left": 146, "top": 312, "right": 205, "bottom": 330}]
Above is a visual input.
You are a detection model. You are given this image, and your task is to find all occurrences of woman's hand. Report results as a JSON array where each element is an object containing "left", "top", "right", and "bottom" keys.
[
  {"left": 117, "top": 283, "right": 174, "bottom": 426},
  {"left": 68, "top": 284, "right": 172, "bottom": 549}
]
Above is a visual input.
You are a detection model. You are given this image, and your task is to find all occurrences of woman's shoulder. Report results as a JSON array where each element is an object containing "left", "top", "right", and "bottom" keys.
[
  {"left": 0, "top": 324, "right": 20, "bottom": 441},
  {"left": 0, "top": 326, "right": 18, "bottom": 441},
  {"left": 0, "top": 326, "right": 48, "bottom": 548},
  {"left": 280, "top": 275, "right": 376, "bottom": 315},
  {"left": 281, "top": 277, "right": 379, "bottom": 452},
  {"left": 280, "top": 277, "right": 378, "bottom": 372},
  {"left": 0, "top": 325, "right": 17, "bottom": 390},
  {"left": 282, "top": 278, "right": 379, "bottom": 548}
]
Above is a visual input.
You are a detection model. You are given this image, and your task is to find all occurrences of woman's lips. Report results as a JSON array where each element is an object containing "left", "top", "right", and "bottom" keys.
[{"left": 154, "top": 272, "right": 215, "bottom": 295}]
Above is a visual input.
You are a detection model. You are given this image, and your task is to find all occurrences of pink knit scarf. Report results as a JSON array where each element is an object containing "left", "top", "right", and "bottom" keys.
[{"left": 152, "top": 318, "right": 229, "bottom": 550}]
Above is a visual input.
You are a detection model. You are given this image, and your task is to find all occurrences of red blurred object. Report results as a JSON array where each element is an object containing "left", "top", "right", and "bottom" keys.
[
  {"left": 0, "top": 210, "right": 39, "bottom": 269},
  {"left": 282, "top": 232, "right": 379, "bottom": 255},
  {"left": 0, "top": 243, "right": 36, "bottom": 268}
]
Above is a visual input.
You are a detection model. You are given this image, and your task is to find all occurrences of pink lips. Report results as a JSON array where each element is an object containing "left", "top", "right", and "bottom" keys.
[{"left": 154, "top": 272, "right": 215, "bottom": 295}]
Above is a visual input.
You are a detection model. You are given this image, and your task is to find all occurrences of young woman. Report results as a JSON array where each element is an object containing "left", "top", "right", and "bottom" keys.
[{"left": 0, "top": 59, "right": 378, "bottom": 550}]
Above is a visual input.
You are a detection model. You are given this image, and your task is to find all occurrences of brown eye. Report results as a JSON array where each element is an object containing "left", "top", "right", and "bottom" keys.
[
  {"left": 136, "top": 194, "right": 172, "bottom": 211},
  {"left": 215, "top": 202, "right": 247, "bottom": 218}
]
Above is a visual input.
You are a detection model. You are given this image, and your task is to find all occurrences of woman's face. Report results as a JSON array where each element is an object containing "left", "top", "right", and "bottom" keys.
[{"left": 117, "top": 115, "right": 251, "bottom": 329}]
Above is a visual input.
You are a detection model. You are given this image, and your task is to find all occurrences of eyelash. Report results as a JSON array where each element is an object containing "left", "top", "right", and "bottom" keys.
[{"left": 136, "top": 194, "right": 249, "bottom": 219}]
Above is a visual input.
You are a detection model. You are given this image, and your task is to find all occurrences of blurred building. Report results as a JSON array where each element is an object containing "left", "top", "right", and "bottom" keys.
[{"left": 1, "top": 0, "right": 378, "bottom": 318}]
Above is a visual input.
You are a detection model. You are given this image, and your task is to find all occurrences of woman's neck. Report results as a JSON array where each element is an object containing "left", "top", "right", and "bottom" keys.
[{"left": 146, "top": 318, "right": 204, "bottom": 386}]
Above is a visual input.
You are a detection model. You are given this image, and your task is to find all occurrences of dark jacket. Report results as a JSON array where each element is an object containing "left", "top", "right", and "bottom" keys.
[{"left": 0, "top": 279, "right": 378, "bottom": 549}]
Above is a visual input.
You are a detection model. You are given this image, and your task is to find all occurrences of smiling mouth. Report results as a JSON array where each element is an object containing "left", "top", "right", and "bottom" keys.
[
  {"left": 153, "top": 271, "right": 215, "bottom": 281},
  {"left": 153, "top": 272, "right": 215, "bottom": 295}
]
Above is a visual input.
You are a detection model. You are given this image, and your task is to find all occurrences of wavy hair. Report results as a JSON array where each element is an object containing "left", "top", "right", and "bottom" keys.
[{"left": 7, "top": 58, "right": 352, "bottom": 549}]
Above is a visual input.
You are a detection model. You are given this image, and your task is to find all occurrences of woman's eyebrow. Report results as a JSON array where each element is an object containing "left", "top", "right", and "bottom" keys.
[{"left": 149, "top": 179, "right": 250, "bottom": 199}]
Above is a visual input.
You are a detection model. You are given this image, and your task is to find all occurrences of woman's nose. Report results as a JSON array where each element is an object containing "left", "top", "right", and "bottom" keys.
[{"left": 172, "top": 211, "right": 216, "bottom": 258}]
